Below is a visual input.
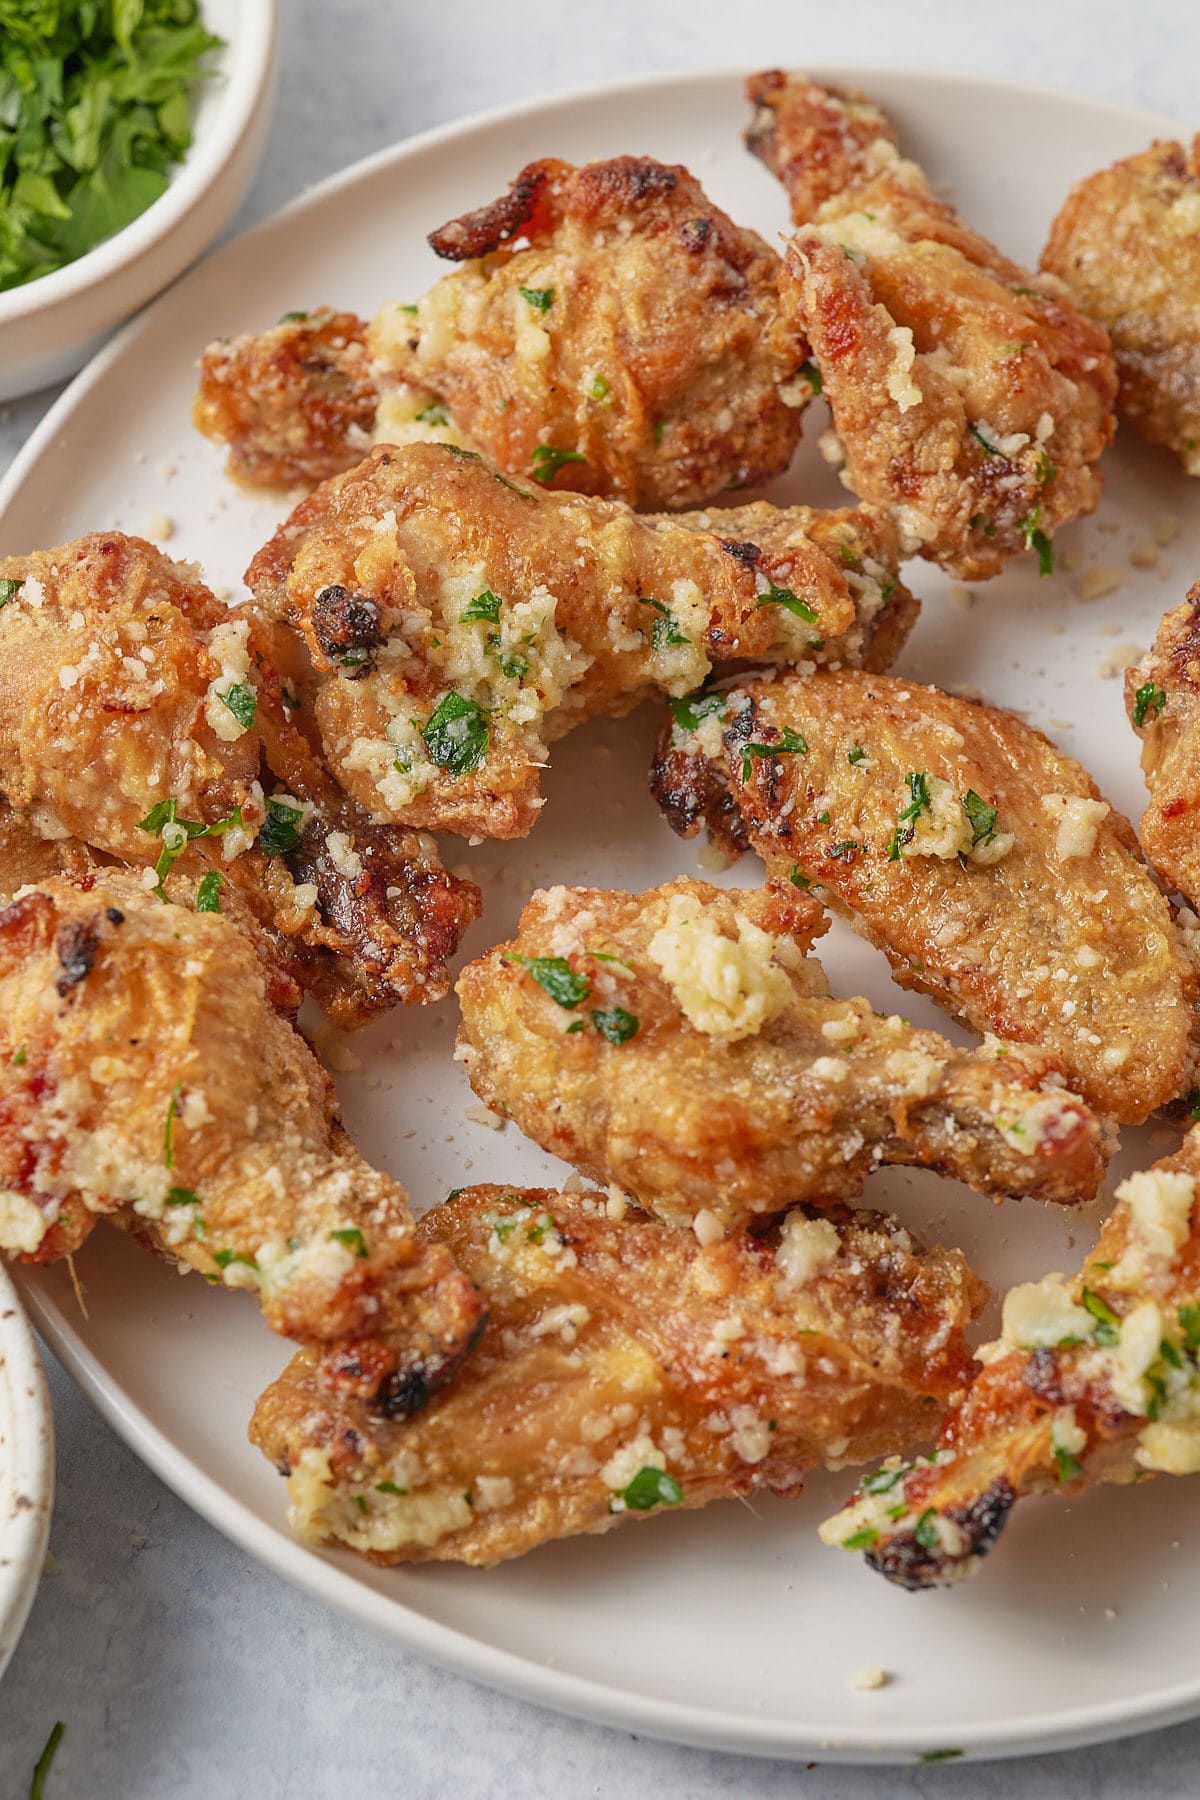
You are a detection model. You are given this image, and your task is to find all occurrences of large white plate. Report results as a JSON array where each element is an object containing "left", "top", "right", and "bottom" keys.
[
  {"left": 0, "top": 1262, "right": 53, "bottom": 1682},
  {"left": 1, "top": 66, "right": 1198, "bottom": 1765}
]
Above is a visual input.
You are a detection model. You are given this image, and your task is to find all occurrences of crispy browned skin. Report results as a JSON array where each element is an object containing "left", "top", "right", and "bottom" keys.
[
  {"left": 746, "top": 73, "right": 1117, "bottom": 579},
  {"left": 651, "top": 669, "right": 1196, "bottom": 1121},
  {"left": 823, "top": 1130, "right": 1200, "bottom": 1588},
  {"left": 368, "top": 155, "right": 802, "bottom": 509},
  {"left": 1127, "top": 581, "right": 1200, "bottom": 920},
  {"left": 244, "top": 441, "right": 916, "bottom": 840},
  {"left": 193, "top": 309, "right": 379, "bottom": 489},
  {"left": 250, "top": 1183, "right": 984, "bottom": 1566},
  {"left": 0, "top": 876, "right": 482, "bottom": 1404},
  {"left": 0, "top": 534, "right": 479, "bottom": 1025},
  {"left": 1042, "top": 138, "right": 1200, "bottom": 475},
  {"left": 456, "top": 880, "right": 1109, "bottom": 1231}
]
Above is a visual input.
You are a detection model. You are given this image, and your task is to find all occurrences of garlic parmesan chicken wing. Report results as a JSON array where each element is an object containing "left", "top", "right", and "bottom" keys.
[
  {"left": 194, "top": 309, "right": 379, "bottom": 489},
  {"left": 0, "top": 875, "right": 482, "bottom": 1405},
  {"left": 652, "top": 669, "right": 1195, "bottom": 1121},
  {"left": 0, "top": 533, "right": 479, "bottom": 1025},
  {"left": 250, "top": 1184, "right": 984, "bottom": 1566},
  {"left": 1126, "top": 581, "right": 1200, "bottom": 914},
  {"left": 746, "top": 73, "right": 1117, "bottom": 578},
  {"left": 370, "top": 155, "right": 803, "bottom": 509},
  {"left": 823, "top": 1130, "right": 1200, "bottom": 1589},
  {"left": 456, "top": 881, "right": 1109, "bottom": 1232},
  {"left": 244, "top": 441, "right": 916, "bottom": 840},
  {"left": 1042, "top": 138, "right": 1200, "bottom": 475}
]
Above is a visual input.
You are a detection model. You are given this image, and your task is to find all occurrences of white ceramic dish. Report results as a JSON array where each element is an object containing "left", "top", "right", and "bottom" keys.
[
  {"left": 1, "top": 65, "right": 1199, "bottom": 1765},
  {"left": 0, "top": 1265, "right": 53, "bottom": 1682},
  {"left": 0, "top": 0, "right": 277, "bottom": 402}
]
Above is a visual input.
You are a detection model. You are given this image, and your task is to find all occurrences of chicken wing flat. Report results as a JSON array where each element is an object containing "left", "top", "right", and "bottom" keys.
[
  {"left": 0, "top": 874, "right": 482, "bottom": 1406},
  {"left": 0, "top": 533, "right": 479, "bottom": 1024},
  {"left": 367, "top": 155, "right": 803, "bottom": 510},
  {"left": 651, "top": 669, "right": 1195, "bottom": 1121},
  {"left": 821, "top": 1129, "right": 1200, "bottom": 1588},
  {"left": 250, "top": 1183, "right": 984, "bottom": 1566},
  {"left": 1126, "top": 581, "right": 1200, "bottom": 914},
  {"left": 745, "top": 73, "right": 1117, "bottom": 578},
  {"left": 456, "top": 879, "right": 1109, "bottom": 1231},
  {"left": 244, "top": 441, "right": 916, "bottom": 840},
  {"left": 1042, "top": 138, "right": 1200, "bottom": 475},
  {"left": 193, "top": 309, "right": 380, "bottom": 490}
]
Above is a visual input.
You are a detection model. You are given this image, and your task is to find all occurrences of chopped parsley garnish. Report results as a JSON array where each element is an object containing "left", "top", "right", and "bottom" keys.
[
  {"left": 587, "top": 373, "right": 610, "bottom": 401},
  {"left": 163, "top": 1083, "right": 182, "bottom": 1169},
  {"left": 862, "top": 1464, "right": 910, "bottom": 1495},
  {"left": 816, "top": 810, "right": 830, "bottom": 824},
  {"left": 415, "top": 402, "right": 449, "bottom": 427},
  {"left": 668, "top": 690, "right": 727, "bottom": 733},
  {"left": 619, "top": 1467, "right": 683, "bottom": 1511},
  {"left": 486, "top": 632, "right": 528, "bottom": 682},
  {"left": 918, "top": 1749, "right": 963, "bottom": 1764},
  {"left": 505, "top": 954, "right": 591, "bottom": 1009},
  {"left": 913, "top": 1508, "right": 939, "bottom": 1550},
  {"left": 212, "top": 1248, "right": 258, "bottom": 1273},
  {"left": 279, "top": 310, "right": 309, "bottom": 323},
  {"left": 1053, "top": 1444, "right": 1084, "bottom": 1483},
  {"left": 565, "top": 1018, "right": 587, "bottom": 1034},
  {"left": 0, "top": 577, "right": 23, "bottom": 605},
  {"left": 847, "top": 744, "right": 867, "bottom": 765},
  {"left": 795, "top": 358, "right": 822, "bottom": 394},
  {"left": 531, "top": 444, "right": 587, "bottom": 483},
  {"left": 329, "top": 1227, "right": 369, "bottom": 1258},
  {"left": 840, "top": 1526, "right": 878, "bottom": 1550},
  {"left": 164, "top": 1185, "right": 198, "bottom": 1207},
  {"left": 375, "top": 1480, "right": 407, "bottom": 1496},
  {"left": 969, "top": 423, "right": 1001, "bottom": 455},
  {"left": 518, "top": 285, "right": 554, "bottom": 313},
  {"left": 970, "top": 512, "right": 997, "bottom": 538},
  {"left": 887, "top": 770, "right": 931, "bottom": 860},
  {"left": 220, "top": 682, "right": 257, "bottom": 730},
  {"left": 460, "top": 589, "right": 502, "bottom": 624},
  {"left": 829, "top": 840, "right": 860, "bottom": 859},
  {"left": 1017, "top": 504, "right": 1054, "bottom": 575},
  {"left": 1081, "top": 1287, "right": 1121, "bottom": 1346},
  {"left": 12, "top": 1047, "right": 26, "bottom": 1066},
  {"left": 1036, "top": 450, "right": 1058, "bottom": 487},
  {"left": 422, "top": 691, "right": 491, "bottom": 776},
  {"left": 653, "top": 419, "right": 667, "bottom": 446},
  {"left": 591, "top": 1005, "right": 639, "bottom": 1045},
  {"left": 639, "top": 597, "right": 689, "bottom": 649},
  {"left": 1133, "top": 681, "right": 1166, "bottom": 729},
  {"left": 30, "top": 1719, "right": 65, "bottom": 1800},
  {"left": 755, "top": 581, "right": 819, "bottom": 624},
  {"left": 196, "top": 870, "right": 222, "bottom": 913},
  {"left": 789, "top": 866, "right": 810, "bottom": 889},
  {"left": 1178, "top": 1305, "right": 1200, "bottom": 1353},
  {"left": 257, "top": 798, "right": 303, "bottom": 858},
  {"left": 739, "top": 727, "right": 808, "bottom": 782},
  {"left": 137, "top": 797, "right": 243, "bottom": 896},
  {"left": 960, "top": 789, "right": 997, "bottom": 847}
]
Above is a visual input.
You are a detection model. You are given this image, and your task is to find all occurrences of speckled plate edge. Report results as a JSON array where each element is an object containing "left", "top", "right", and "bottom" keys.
[
  {"left": 1, "top": 62, "right": 1195, "bottom": 1761},
  {"left": 0, "top": 1264, "right": 53, "bottom": 1681}
]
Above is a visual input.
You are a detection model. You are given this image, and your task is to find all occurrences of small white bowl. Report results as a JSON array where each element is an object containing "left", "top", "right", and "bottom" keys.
[
  {"left": 0, "top": 1263, "right": 52, "bottom": 1682},
  {"left": 0, "top": 0, "right": 277, "bottom": 402}
]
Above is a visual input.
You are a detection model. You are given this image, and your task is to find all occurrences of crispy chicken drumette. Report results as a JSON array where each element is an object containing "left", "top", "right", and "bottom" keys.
[
  {"left": 0, "top": 532, "right": 479, "bottom": 1026},
  {"left": 745, "top": 72, "right": 1117, "bottom": 578},
  {"left": 1042, "top": 137, "right": 1200, "bottom": 475},
  {"left": 455, "top": 880, "right": 1109, "bottom": 1231},
  {"left": 250, "top": 1183, "right": 984, "bottom": 1566},
  {"left": 822, "top": 1130, "right": 1200, "bottom": 1589},
  {"left": 651, "top": 669, "right": 1196, "bottom": 1121},
  {"left": 244, "top": 441, "right": 917, "bottom": 840},
  {"left": 0, "top": 875, "right": 482, "bottom": 1406},
  {"left": 1127, "top": 580, "right": 1200, "bottom": 917}
]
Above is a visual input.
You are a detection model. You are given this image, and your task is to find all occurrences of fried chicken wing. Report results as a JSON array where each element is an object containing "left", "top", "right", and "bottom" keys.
[
  {"left": 368, "top": 155, "right": 803, "bottom": 509},
  {"left": 1042, "top": 138, "right": 1200, "bottom": 475},
  {"left": 0, "top": 875, "right": 482, "bottom": 1405},
  {"left": 822, "top": 1130, "right": 1200, "bottom": 1588},
  {"left": 194, "top": 309, "right": 379, "bottom": 489},
  {"left": 0, "top": 533, "right": 479, "bottom": 1024},
  {"left": 746, "top": 73, "right": 1117, "bottom": 578},
  {"left": 244, "top": 441, "right": 916, "bottom": 840},
  {"left": 456, "top": 879, "right": 1109, "bottom": 1231},
  {"left": 651, "top": 669, "right": 1195, "bottom": 1121},
  {"left": 250, "top": 1183, "right": 984, "bottom": 1565},
  {"left": 1126, "top": 580, "right": 1200, "bottom": 917}
]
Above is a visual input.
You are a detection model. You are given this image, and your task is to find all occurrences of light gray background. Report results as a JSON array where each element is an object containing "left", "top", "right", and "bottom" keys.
[{"left": 1, "top": 2, "right": 1198, "bottom": 1794}]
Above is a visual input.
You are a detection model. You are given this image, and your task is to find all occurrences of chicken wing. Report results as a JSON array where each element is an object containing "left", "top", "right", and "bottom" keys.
[
  {"left": 821, "top": 1129, "right": 1200, "bottom": 1588},
  {"left": 1126, "top": 581, "right": 1200, "bottom": 920},
  {"left": 0, "top": 533, "right": 479, "bottom": 1025},
  {"left": 244, "top": 440, "right": 916, "bottom": 840},
  {"left": 1042, "top": 137, "right": 1200, "bottom": 475},
  {"left": 651, "top": 668, "right": 1195, "bottom": 1121},
  {"left": 0, "top": 874, "right": 482, "bottom": 1405},
  {"left": 745, "top": 72, "right": 1117, "bottom": 578},
  {"left": 456, "top": 879, "right": 1109, "bottom": 1231},
  {"left": 250, "top": 1183, "right": 984, "bottom": 1566}
]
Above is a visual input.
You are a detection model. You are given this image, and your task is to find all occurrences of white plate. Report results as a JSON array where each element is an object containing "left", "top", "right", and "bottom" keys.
[
  {"left": 0, "top": 66, "right": 1197, "bottom": 1765},
  {"left": 0, "top": 1264, "right": 53, "bottom": 1681}
]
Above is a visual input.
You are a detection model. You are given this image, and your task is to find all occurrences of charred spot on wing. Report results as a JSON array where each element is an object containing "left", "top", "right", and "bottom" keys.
[
  {"left": 373, "top": 1316, "right": 487, "bottom": 1420},
  {"left": 718, "top": 537, "right": 762, "bottom": 568},
  {"left": 427, "top": 162, "right": 553, "bottom": 261},
  {"left": 679, "top": 216, "right": 713, "bottom": 253},
  {"left": 865, "top": 1478, "right": 1016, "bottom": 1591},
  {"left": 54, "top": 917, "right": 99, "bottom": 995},
  {"left": 1023, "top": 1346, "right": 1069, "bottom": 1405},
  {"left": 312, "top": 583, "right": 386, "bottom": 674}
]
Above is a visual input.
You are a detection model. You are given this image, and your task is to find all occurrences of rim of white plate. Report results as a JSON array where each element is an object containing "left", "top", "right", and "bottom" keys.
[{"left": 0, "top": 1264, "right": 53, "bottom": 1683}]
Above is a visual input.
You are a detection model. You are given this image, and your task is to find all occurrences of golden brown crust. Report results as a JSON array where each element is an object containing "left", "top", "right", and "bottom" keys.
[
  {"left": 1042, "top": 137, "right": 1200, "bottom": 474},
  {"left": 372, "top": 155, "right": 802, "bottom": 509},
  {"left": 250, "top": 1184, "right": 985, "bottom": 1566},
  {"left": 455, "top": 879, "right": 1110, "bottom": 1229},
  {"left": 747, "top": 73, "right": 1117, "bottom": 578},
  {"left": 650, "top": 668, "right": 1196, "bottom": 1121},
  {"left": 1126, "top": 580, "right": 1200, "bottom": 911}
]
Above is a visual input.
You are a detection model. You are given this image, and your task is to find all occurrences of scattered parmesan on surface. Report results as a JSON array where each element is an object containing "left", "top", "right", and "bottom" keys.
[
  {"left": 1040, "top": 793, "right": 1108, "bottom": 860},
  {"left": 647, "top": 892, "right": 794, "bottom": 1040},
  {"left": 1079, "top": 564, "right": 1122, "bottom": 601}
]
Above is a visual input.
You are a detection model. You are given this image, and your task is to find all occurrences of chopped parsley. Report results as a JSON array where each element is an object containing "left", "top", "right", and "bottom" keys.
[
  {"left": 960, "top": 789, "right": 997, "bottom": 847},
  {"left": 163, "top": 1082, "right": 182, "bottom": 1169},
  {"left": 1133, "top": 681, "right": 1166, "bottom": 729},
  {"left": 422, "top": 691, "right": 491, "bottom": 776},
  {"left": 329, "top": 1227, "right": 369, "bottom": 1258},
  {"left": 829, "top": 839, "right": 860, "bottom": 859},
  {"left": 415, "top": 401, "right": 449, "bottom": 427},
  {"left": 755, "top": 581, "right": 819, "bottom": 624},
  {"left": 30, "top": 1720, "right": 64, "bottom": 1800},
  {"left": 653, "top": 419, "right": 667, "bottom": 446},
  {"left": 739, "top": 726, "right": 808, "bottom": 782},
  {"left": 887, "top": 770, "right": 931, "bottom": 860},
  {"left": 847, "top": 744, "right": 867, "bottom": 765},
  {"left": 591, "top": 1005, "right": 639, "bottom": 1045},
  {"left": 518, "top": 285, "right": 554, "bottom": 313},
  {"left": 1017, "top": 504, "right": 1054, "bottom": 575},
  {"left": 969, "top": 423, "right": 1001, "bottom": 455},
  {"left": 531, "top": 444, "right": 587, "bottom": 483},
  {"left": 913, "top": 1508, "right": 939, "bottom": 1550},
  {"left": 917, "top": 1749, "right": 963, "bottom": 1764},
  {"left": 795, "top": 358, "right": 822, "bottom": 394},
  {"left": 505, "top": 954, "right": 591, "bottom": 1009},
  {"left": 460, "top": 589, "right": 502, "bottom": 624},
  {"left": 12, "top": 1047, "right": 27, "bottom": 1066},
  {"left": 1178, "top": 1305, "right": 1200, "bottom": 1353},
  {"left": 668, "top": 690, "right": 726, "bottom": 733},
  {"left": 212, "top": 1248, "right": 258, "bottom": 1273},
  {"left": 220, "top": 682, "right": 257, "bottom": 730},
  {"left": 862, "top": 1464, "right": 910, "bottom": 1495},
  {"left": 1081, "top": 1287, "right": 1121, "bottom": 1346},
  {"left": 639, "top": 596, "right": 689, "bottom": 648},
  {"left": 1053, "top": 1444, "right": 1084, "bottom": 1483},
  {"left": 0, "top": 577, "right": 23, "bottom": 605},
  {"left": 789, "top": 866, "right": 810, "bottom": 889},
  {"left": 619, "top": 1467, "right": 683, "bottom": 1511},
  {"left": 375, "top": 1480, "right": 407, "bottom": 1496},
  {"left": 196, "top": 869, "right": 222, "bottom": 913},
  {"left": 840, "top": 1526, "right": 878, "bottom": 1550},
  {"left": 137, "top": 797, "right": 243, "bottom": 897},
  {"left": 164, "top": 1185, "right": 198, "bottom": 1207},
  {"left": 1036, "top": 450, "right": 1058, "bottom": 487},
  {"left": 257, "top": 798, "right": 303, "bottom": 858},
  {"left": 969, "top": 512, "right": 997, "bottom": 538},
  {"left": 587, "top": 373, "right": 610, "bottom": 401}
]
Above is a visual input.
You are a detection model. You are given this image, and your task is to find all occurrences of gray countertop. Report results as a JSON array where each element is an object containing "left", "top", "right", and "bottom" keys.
[{"left": 2, "top": 2, "right": 1199, "bottom": 1793}]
